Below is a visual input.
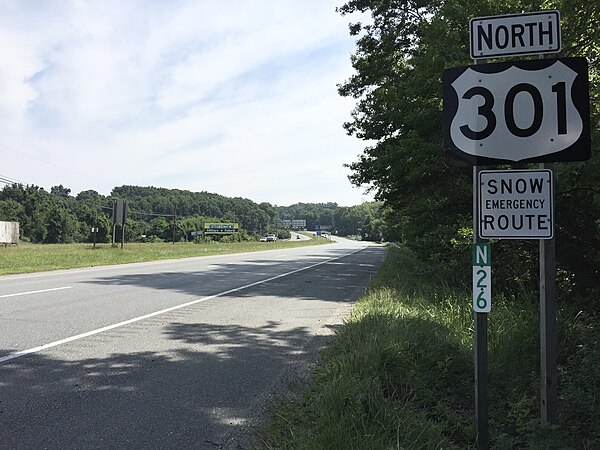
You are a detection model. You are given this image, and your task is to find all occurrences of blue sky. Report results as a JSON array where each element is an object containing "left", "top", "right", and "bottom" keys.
[{"left": 0, "top": 0, "right": 372, "bottom": 206}]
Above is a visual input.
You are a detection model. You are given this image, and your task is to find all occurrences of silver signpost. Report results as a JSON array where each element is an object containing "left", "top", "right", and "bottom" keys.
[
  {"left": 539, "top": 161, "right": 558, "bottom": 424},
  {"left": 443, "top": 9, "right": 591, "bottom": 448},
  {"left": 471, "top": 56, "right": 488, "bottom": 449}
]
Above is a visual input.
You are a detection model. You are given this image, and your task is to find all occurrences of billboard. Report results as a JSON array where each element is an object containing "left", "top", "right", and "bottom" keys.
[
  {"left": 282, "top": 219, "right": 307, "bottom": 229},
  {"left": 0, "top": 221, "right": 19, "bottom": 244},
  {"left": 203, "top": 223, "right": 239, "bottom": 235}
]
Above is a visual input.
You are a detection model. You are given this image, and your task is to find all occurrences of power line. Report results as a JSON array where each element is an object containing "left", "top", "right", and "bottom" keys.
[
  {"left": 0, "top": 142, "right": 115, "bottom": 190},
  {"left": 0, "top": 174, "right": 26, "bottom": 185},
  {"left": 127, "top": 209, "right": 175, "bottom": 218},
  {"left": 94, "top": 202, "right": 174, "bottom": 219}
]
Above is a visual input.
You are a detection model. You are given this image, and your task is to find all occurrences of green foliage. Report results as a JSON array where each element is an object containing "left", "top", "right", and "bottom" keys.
[
  {"left": 193, "top": 236, "right": 218, "bottom": 244},
  {"left": 276, "top": 228, "right": 291, "bottom": 240},
  {"left": 277, "top": 202, "right": 338, "bottom": 230},
  {"left": 0, "top": 199, "right": 25, "bottom": 222},
  {"left": 218, "top": 230, "right": 254, "bottom": 243},
  {"left": 50, "top": 184, "right": 72, "bottom": 198},
  {"left": 338, "top": 0, "right": 600, "bottom": 301},
  {"left": 112, "top": 185, "right": 274, "bottom": 235},
  {"left": 1, "top": 182, "right": 391, "bottom": 247},
  {"left": 333, "top": 202, "right": 384, "bottom": 240},
  {"left": 45, "top": 204, "right": 79, "bottom": 243}
]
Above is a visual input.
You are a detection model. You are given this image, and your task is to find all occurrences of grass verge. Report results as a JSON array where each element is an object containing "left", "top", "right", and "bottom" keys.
[
  {"left": 256, "top": 245, "right": 600, "bottom": 449},
  {"left": 0, "top": 237, "right": 329, "bottom": 275}
]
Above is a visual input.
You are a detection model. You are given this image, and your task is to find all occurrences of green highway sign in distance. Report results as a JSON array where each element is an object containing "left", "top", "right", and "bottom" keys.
[
  {"left": 473, "top": 243, "right": 491, "bottom": 313},
  {"left": 203, "top": 223, "right": 239, "bottom": 235}
]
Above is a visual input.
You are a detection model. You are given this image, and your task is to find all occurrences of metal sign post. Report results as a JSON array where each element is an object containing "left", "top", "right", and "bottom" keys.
[
  {"left": 473, "top": 165, "right": 489, "bottom": 449},
  {"left": 471, "top": 53, "right": 489, "bottom": 449}
]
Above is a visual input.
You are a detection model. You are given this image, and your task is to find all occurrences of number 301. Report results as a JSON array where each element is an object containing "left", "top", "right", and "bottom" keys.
[{"left": 459, "top": 82, "right": 567, "bottom": 140}]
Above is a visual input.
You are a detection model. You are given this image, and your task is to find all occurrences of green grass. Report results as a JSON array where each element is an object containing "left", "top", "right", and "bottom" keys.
[
  {"left": 256, "top": 246, "right": 600, "bottom": 449},
  {"left": 0, "top": 237, "right": 330, "bottom": 275}
]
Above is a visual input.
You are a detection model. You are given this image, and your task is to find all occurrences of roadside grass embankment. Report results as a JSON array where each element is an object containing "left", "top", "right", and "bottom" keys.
[
  {"left": 257, "top": 246, "right": 600, "bottom": 449},
  {"left": 0, "top": 237, "right": 329, "bottom": 275}
]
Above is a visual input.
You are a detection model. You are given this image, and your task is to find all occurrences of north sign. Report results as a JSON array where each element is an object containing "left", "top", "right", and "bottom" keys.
[
  {"left": 470, "top": 11, "right": 561, "bottom": 59},
  {"left": 443, "top": 57, "right": 590, "bottom": 167},
  {"left": 478, "top": 170, "right": 553, "bottom": 239}
]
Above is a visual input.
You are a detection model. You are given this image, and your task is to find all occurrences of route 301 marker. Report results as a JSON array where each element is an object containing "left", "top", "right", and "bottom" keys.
[
  {"left": 473, "top": 243, "right": 491, "bottom": 313},
  {"left": 443, "top": 57, "right": 590, "bottom": 167}
]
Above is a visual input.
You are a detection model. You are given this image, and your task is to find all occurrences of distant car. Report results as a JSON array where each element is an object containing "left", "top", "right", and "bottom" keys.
[
  {"left": 266, "top": 234, "right": 277, "bottom": 242},
  {"left": 259, "top": 237, "right": 268, "bottom": 242}
]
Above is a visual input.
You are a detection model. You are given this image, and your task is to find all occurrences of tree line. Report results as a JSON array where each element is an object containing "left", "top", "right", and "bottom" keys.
[{"left": 0, "top": 183, "right": 385, "bottom": 243}]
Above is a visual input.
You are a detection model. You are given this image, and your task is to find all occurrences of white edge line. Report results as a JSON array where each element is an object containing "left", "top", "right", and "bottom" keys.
[
  {"left": 0, "top": 246, "right": 367, "bottom": 364},
  {"left": 0, "top": 286, "right": 72, "bottom": 299}
]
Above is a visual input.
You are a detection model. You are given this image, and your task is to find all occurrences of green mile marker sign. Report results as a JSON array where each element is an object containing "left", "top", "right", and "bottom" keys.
[{"left": 472, "top": 243, "right": 491, "bottom": 313}]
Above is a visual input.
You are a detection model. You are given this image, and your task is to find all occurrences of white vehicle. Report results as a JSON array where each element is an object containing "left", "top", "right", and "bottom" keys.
[{"left": 266, "top": 234, "right": 277, "bottom": 242}]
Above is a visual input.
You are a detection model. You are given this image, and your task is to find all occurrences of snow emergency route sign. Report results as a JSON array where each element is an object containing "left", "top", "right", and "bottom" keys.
[{"left": 478, "top": 169, "right": 554, "bottom": 239}]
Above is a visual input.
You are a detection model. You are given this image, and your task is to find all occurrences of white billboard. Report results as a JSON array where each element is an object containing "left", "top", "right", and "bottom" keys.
[{"left": 0, "top": 221, "right": 19, "bottom": 244}]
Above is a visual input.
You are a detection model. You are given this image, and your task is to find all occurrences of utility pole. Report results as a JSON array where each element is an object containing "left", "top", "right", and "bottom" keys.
[{"left": 172, "top": 206, "right": 177, "bottom": 244}]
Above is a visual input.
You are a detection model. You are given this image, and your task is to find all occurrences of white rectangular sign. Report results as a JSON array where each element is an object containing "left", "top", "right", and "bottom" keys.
[
  {"left": 292, "top": 219, "right": 306, "bottom": 228},
  {"left": 470, "top": 11, "right": 561, "bottom": 59},
  {"left": 478, "top": 170, "right": 553, "bottom": 239}
]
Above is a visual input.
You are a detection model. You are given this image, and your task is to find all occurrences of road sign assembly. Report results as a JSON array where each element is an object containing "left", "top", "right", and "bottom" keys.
[
  {"left": 470, "top": 11, "right": 561, "bottom": 59},
  {"left": 478, "top": 169, "right": 553, "bottom": 239},
  {"left": 443, "top": 57, "right": 590, "bottom": 167},
  {"left": 447, "top": 9, "right": 584, "bottom": 444}
]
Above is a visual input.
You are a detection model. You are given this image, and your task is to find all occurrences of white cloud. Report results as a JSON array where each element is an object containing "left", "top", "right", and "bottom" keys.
[{"left": 0, "top": 0, "right": 372, "bottom": 206}]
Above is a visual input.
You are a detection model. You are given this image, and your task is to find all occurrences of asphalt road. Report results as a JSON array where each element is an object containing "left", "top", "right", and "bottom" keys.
[{"left": 0, "top": 238, "right": 387, "bottom": 449}]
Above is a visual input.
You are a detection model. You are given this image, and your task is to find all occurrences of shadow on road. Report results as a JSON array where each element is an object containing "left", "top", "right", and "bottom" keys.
[
  {"left": 0, "top": 320, "right": 343, "bottom": 449},
  {"left": 79, "top": 246, "right": 387, "bottom": 304},
  {"left": 0, "top": 246, "right": 387, "bottom": 449}
]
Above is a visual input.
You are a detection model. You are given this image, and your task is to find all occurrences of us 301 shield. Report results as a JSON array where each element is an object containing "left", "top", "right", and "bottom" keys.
[{"left": 443, "top": 57, "right": 590, "bottom": 167}]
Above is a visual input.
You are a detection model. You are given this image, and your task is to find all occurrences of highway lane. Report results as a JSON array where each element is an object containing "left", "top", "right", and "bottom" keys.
[
  {"left": 1, "top": 239, "right": 368, "bottom": 358},
  {"left": 0, "top": 238, "right": 387, "bottom": 449}
]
